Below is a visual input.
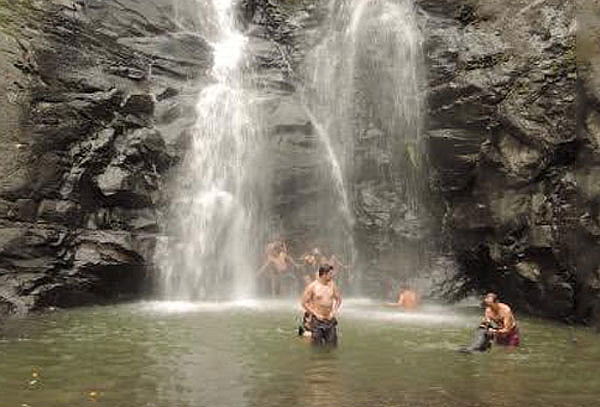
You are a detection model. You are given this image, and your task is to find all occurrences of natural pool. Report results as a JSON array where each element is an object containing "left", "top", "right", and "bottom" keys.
[{"left": 1, "top": 300, "right": 599, "bottom": 407}]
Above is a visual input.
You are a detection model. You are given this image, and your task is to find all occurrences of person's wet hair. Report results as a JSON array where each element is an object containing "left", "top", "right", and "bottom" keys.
[
  {"left": 318, "top": 264, "right": 333, "bottom": 276},
  {"left": 485, "top": 292, "right": 499, "bottom": 302}
]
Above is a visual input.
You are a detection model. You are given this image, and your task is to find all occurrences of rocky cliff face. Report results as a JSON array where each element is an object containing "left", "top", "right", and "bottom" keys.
[
  {"left": 0, "top": 0, "right": 209, "bottom": 315},
  {"left": 575, "top": 0, "right": 600, "bottom": 325},
  {"left": 421, "top": 0, "right": 599, "bottom": 324},
  {"left": 241, "top": 0, "right": 438, "bottom": 296},
  {"left": 241, "top": 0, "right": 598, "bottom": 323},
  {"left": 1, "top": 0, "right": 597, "bottom": 324}
]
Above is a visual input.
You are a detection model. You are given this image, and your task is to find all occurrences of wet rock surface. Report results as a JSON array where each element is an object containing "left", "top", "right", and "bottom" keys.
[
  {"left": 0, "top": 0, "right": 210, "bottom": 316},
  {"left": 246, "top": 0, "right": 598, "bottom": 323},
  {"left": 242, "top": 0, "right": 436, "bottom": 295},
  {"left": 421, "top": 0, "right": 599, "bottom": 324}
]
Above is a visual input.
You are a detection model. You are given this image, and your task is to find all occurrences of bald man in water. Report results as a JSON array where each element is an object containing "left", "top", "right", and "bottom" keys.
[{"left": 301, "top": 264, "right": 342, "bottom": 345}]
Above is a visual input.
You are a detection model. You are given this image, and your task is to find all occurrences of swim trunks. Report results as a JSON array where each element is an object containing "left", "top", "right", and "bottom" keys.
[
  {"left": 495, "top": 327, "right": 520, "bottom": 347},
  {"left": 310, "top": 316, "right": 338, "bottom": 346}
]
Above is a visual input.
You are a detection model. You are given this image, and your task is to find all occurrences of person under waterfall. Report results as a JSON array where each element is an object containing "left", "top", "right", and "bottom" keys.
[
  {"left": 301, "top": 247, "right": 350, "bottom": 283},
  {"left": 327, "top": 253, "right": 350, "bottom": 281},
  {"left": 257, "top": 241, "right": 298, "bottom": 296},
  {"left": 299, "top": 258, "right": 316, "bottom": 287},
  {"left": 299, "top": 247, "right": 323, "bottom": 284},
  {"left": 482, "top": 292, "right": 520, "bottom": 348},
  {"left": 299, "top": 264, "right": 342, "bottom": 346}
]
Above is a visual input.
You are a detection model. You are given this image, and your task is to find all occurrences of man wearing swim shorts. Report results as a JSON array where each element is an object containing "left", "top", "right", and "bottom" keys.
[
  {"left": 300, "top": 264, "right": 342, "bottom": 346},
  {"left": 482, "top": 292, "right": 520, "bottom": 347}
]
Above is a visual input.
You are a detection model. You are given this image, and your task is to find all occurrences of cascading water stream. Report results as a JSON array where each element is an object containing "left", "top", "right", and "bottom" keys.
[
  {"left": 158, "top": 0, "right": 266, "bottom": 301},
  {"left": 157, "top": 0, "right": 426, "bottom": 300},
  {"left": 303, "top": 0, "right": 426, "bottom": 288},
  {"left": 305, "top": 0, "right": 425, "bottom": 205}
]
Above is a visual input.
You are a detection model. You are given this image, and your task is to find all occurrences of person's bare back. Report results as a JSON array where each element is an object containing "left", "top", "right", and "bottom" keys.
[{"left": 398, "top": 289, "right": 419, "bottom": 310}]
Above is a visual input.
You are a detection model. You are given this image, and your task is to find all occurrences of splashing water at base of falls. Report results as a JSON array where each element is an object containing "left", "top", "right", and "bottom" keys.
[{"left": 158, "top": 0, "right": 266, "bottom": 301}]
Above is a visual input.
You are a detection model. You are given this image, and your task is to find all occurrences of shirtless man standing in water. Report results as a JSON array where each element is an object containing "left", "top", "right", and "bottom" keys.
[{"left": 300, "top": 265, "right": 342, "bottom": 345}]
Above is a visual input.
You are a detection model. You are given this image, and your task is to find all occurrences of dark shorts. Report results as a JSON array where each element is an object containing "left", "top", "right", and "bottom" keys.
[
  {"left": 299, "top": 313, "right": 338, "bottom": 346},
  {"left": 309, "top": 316, "right": 338, "bottom": 346},
  {"left": 495, "top": 327, "right": 520, "bottom": 347}
]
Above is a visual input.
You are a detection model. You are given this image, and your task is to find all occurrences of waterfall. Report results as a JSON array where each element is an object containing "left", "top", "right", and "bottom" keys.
[
  {"left": 157, "top": 0, "right": 426, "bottom": 300},
  {"left": 305, "top": 0, "right": 425, "bottom": 206},
  {"left": 303, "top": 0, "right": 426, "bottom": 288},
  {"left": 158, "top": 0, "right": 266, "bottom": 301}
]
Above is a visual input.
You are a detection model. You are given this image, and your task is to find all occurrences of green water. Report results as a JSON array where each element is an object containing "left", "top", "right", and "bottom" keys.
[{"left": 1, "top": 300, "right": 599, "bottom": 407}]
